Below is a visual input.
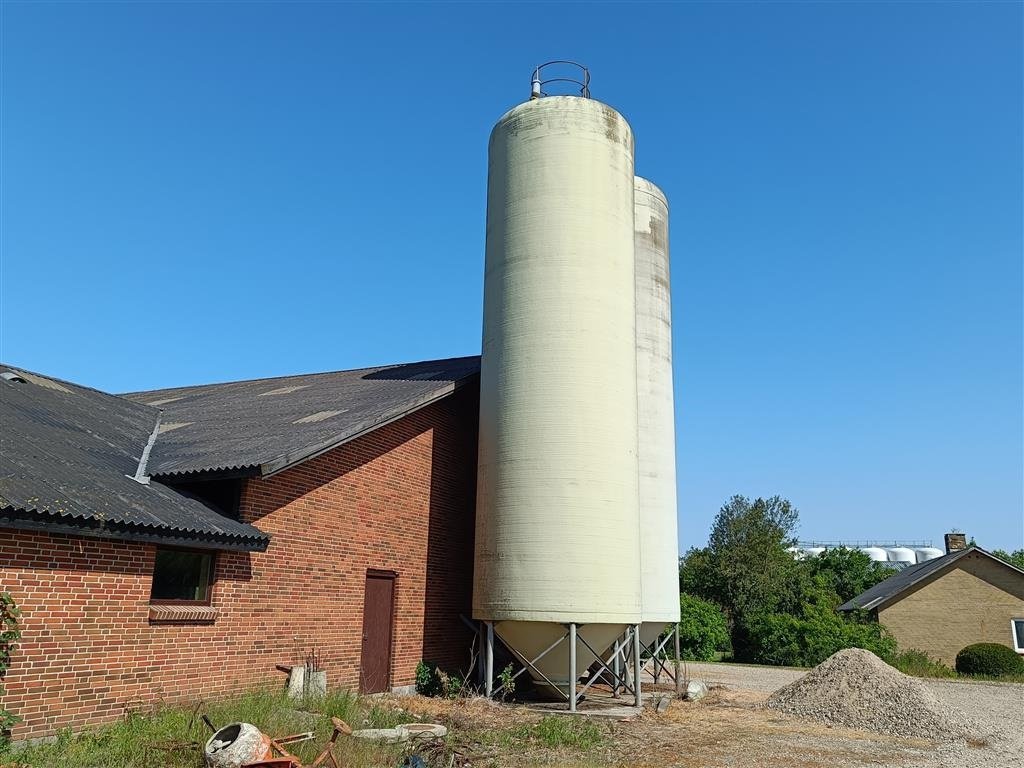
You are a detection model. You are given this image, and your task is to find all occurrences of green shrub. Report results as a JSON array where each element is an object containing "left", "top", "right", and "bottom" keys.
[
  {"left": 955, "top": 643, "right": 1024, "bottom": 677},
  {"left": 414, "top": 660, "right": 441, "bottom": 697},
  {"left": 415, "top": 661, "right": 467, "bottom": 698},
  {"left": 1, "top": 592, "right": 21, "bottom": 750},
  {"left": 676, "top": 594, "right": 730, "bottom": 661},
  {"left": 739, "top": 602, "right": 896, "bottom": 667},
  {"left": 889, "top": 649, "right": 956, "bottom": 678}
]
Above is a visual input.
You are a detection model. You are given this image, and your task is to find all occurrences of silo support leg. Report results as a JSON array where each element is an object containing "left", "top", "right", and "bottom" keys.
[
  {"left": 674, "top": 623, "right": 682, "bottom": 696},
  {"left": 569, "top": 623, "right": 577, "bottom": 713},
  {"left": 612, "top": 635, "right": 622, "bottom": 699},
  {"left": 476, "top": 623, "right": 485, "bottom": 687},
  {"left": 485, "top": 622, "right": 494, "bottom": 698},
  {"left": 622, "top": 638, "right": 633, "bottom": 694},
  {"left": 633, "top": 624, "right": 643, "bottom": 708}
]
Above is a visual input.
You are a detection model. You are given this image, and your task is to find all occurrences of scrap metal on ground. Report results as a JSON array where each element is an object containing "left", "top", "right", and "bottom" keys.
[{"left": 203, "top": 715, "right": 352, "bottom": 768}]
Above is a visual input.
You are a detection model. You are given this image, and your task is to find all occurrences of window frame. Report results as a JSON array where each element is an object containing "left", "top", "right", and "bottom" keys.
[
  {"left": 1012, "top": 618, "right": 1024, "bottom": 654},
  {"left": 149, "top": 545, "right": 217, "bottom": 606}
]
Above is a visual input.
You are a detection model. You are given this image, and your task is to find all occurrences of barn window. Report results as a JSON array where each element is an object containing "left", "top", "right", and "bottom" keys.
[
  {"left": 150, "top": 547, "right": 214, "bottom": 603},
  {"left": 1013, "top": 619, "right": 1024, "bottom": 654}
]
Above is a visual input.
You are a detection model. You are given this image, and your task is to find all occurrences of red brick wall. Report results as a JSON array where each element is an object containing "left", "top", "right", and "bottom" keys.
[{"left": 0, "top": 387, "right": 478, "bottom": 740}]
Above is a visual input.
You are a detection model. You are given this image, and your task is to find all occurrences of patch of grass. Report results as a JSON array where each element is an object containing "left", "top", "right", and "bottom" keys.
[
  {"left": 318, "top": 688, "right": 362, "bottom": 724},
  {"left": 887, "top": 649, "right": 1024, "bottom": 683},
  {"left": 953, "top": 671, "right": 1024, "bottom": 684},
  {"left": 889, "top": 649, "right": 957, "bottom": 679},
  {"left": 7, "top": 705, "right": 205, "bottom": 768},
  {"left": 3, "top": 689, "right": 403, "bottom": 768},
  {"left": 506, "top": 716, "right": 606, "bottom": 750},
  {"left": 363, "top": 704, "right": 408, "bottom": 730}
]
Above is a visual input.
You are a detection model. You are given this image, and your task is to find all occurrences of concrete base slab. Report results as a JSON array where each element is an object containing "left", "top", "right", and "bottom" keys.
[{"left": 524, "top": 700, "right": 642, "bottom": 719}]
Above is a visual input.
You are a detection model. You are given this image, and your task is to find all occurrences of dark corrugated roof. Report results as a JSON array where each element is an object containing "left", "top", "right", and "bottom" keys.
[
  {"left": 123, "top": 356, "right": 481, "bottom": 478},
  {"left": 0, "top": 365, "right": 269, "bottom": 551},
  {"left": 837, "top": 546, "right": 1024, "bottom": 611}
]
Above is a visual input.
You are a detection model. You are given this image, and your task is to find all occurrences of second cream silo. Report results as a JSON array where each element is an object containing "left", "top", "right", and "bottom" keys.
[{"left": 634, "top": 177, "right": 681, "bottom": 646}]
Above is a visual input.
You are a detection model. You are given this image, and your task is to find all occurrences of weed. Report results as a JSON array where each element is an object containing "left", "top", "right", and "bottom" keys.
[
  {"left": 436, "top": 669, "right": 468, "bottom": 699},
  {"left": 889, "top": 649, "right": 957, "bottom": 679},
  {"left": 496, "top": 663, "right": 516, "bottom": 701},
  {"left": 508, "top": 716, "right": 606, "bottom": 750},
  {"left": 415, "top": 661, "right": 470, "bottom": 699}
]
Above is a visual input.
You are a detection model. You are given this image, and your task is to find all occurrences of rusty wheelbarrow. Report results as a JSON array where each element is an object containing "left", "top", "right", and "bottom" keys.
[
  {"left": 205, "top": 716, "right": 352, "bottom": 768},
  {"left": 250, "top": 717, "right": 352, "bottom": 768}
]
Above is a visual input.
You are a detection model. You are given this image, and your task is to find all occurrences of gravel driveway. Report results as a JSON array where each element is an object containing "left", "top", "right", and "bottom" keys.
[
  {"left": 675, "top": 661, "right": 1023, "bottom": 768},
  {"left": 679, "top": 660, "right": 805, "bottom": 693}
]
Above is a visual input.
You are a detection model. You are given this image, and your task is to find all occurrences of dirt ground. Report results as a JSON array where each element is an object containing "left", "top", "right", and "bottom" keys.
[{"left": 381, "top": 662, "right": 1022, "bottom": 768}]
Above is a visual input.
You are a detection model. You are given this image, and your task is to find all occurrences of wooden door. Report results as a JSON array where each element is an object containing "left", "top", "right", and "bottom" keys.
[{"left": 360, "top": 571, "right": 395, "bottom": 694}]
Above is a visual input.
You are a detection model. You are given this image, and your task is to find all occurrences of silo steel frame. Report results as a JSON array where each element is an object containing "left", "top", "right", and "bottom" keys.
[
  {"left": 481, "top": 621, "right": 647, "bottom": 710},
  {"left": 478, "top": 621, "right": 688, "bottom": 709}
]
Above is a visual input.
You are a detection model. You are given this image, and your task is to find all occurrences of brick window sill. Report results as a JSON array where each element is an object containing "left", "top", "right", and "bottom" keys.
[{"left": 148, "top": 605, "right": 218, "bottom": 623}]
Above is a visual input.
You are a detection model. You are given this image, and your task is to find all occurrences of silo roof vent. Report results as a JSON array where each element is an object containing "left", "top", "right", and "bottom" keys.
[{"left": 531, "top": 61, "right": 590, "bottom": 100}]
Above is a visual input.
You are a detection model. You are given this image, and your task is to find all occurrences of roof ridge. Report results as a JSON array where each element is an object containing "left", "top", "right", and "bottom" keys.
[
  {"left": 121, "top": 354, "right": 482, "bottom": 397},
  {"left": 1, "top": 362, "right": 160, "bottom": 417}
]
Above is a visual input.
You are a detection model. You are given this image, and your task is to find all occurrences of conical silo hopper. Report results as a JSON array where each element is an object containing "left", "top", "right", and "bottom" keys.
[
  {"left": 474, "top": 91, "right": 642, "bottom": 700},
  {"left": 634, "top": 177, "right": 681, "bottom": 649}
]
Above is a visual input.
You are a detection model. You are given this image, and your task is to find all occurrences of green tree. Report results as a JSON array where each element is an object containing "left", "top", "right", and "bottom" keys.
[
  {"left": 805, "top": 547, "right": 891, "bottom": 604},
  {"left": 681, "top": 495, "right": 808, "bottom": 659},
  {"left": 705, "top": 495, "right": 803, "bottom": 620},
  {"left": 676, "top": 594, "right": 730, "bottom": 661},
  {"left": 678, "top": 546, "right": 715, "bottom": 598},
  {"left": 992, "top": 549, "right": 1024, "bottom": 570}
]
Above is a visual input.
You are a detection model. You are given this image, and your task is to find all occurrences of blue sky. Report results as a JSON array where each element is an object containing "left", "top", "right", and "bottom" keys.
[{"left": 2, "top": 2, "right": 1021, "bottom": 551}]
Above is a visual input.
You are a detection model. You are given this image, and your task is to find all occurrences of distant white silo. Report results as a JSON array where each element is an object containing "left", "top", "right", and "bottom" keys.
[
  {"left": 860, "top": 547, "right": 889, "bottom": 562},
  {"left": 913, "top": 547, "right": 943, "bottom": 563},
  {"left": 887, "top": 547, "right": 916, "bottom": 565},
  {"left": 474, "top": 93, "right": 641, "bottom": 697},
  {"left": 786, "top": 546, "right": 806, "bottom": 560},
  {"left": 635, "top": 177, "right": 680, "bottom": 648}
]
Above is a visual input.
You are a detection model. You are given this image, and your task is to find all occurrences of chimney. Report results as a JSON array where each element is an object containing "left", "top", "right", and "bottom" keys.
[{"left": 944, "top": 532, "right": 968, "bottom": 554}]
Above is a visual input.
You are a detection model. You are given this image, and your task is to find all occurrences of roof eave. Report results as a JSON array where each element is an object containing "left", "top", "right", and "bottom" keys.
[
  {"left": 150, "top": 465, "right": 262, "bottom": 482},
  {"left": 0, "top": 508, "right": 270, "bottom": 553},
  {"left": 837, "top": 599, "right": 882, "bottom": 612}
]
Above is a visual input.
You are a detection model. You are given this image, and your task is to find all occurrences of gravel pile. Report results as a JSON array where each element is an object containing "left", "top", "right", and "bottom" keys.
[{"left": 765, "top": 648, "right": 977, "bottom": 741}]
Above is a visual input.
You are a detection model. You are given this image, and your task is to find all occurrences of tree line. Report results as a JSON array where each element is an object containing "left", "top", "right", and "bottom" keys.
[{"left": 674, "top": 494, "right": 982, "bottom": 667}]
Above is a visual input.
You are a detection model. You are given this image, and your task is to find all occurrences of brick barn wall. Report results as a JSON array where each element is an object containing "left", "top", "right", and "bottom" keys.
[
  {"left": 0, "top": 386, "right": 478, "bottom": 741},
  {"left": 876, "top": 551, "right": 1024, "bottom": 666}
]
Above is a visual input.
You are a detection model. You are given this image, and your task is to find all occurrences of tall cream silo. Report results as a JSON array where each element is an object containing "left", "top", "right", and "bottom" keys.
[
  {"left": 474, "top": 91, "right": 642, "bottom": 701},
  {"left": 634, "top": 177, "right": 681, "bottom": 647}
]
